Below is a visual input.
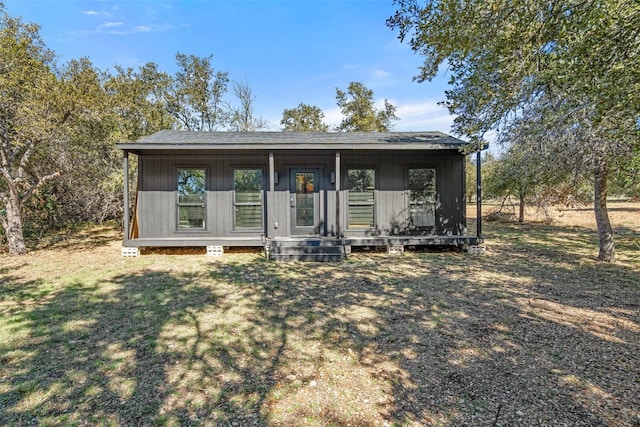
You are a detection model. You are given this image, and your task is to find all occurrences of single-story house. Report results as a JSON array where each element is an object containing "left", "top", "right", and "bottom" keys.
[{"left": 117, "top": 130, "right": 483, "bottom": 260}]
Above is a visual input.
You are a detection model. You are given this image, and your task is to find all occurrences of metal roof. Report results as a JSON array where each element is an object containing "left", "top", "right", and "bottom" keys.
[{"left": 117, "top": 130, "right": 468, "bottom": 151}]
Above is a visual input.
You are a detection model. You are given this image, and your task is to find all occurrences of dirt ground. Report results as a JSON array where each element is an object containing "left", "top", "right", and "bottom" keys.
[
  {"left": 0, "top": 203, "right": 638, "bottom": 426},
  {"left": 474, "top": 199, "right": 639, "bottom": 228}
]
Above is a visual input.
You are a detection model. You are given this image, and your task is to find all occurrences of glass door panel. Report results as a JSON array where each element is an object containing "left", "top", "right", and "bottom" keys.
[
  {"left": 290, "top": 170, "right": 319, "bottom": 234},
  {"left": 295, "top": 172, "right": 315, "bottom": 227}
]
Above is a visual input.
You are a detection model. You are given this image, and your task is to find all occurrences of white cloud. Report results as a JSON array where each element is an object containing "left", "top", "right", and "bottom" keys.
[
  {"left": 323, "top": 106, "right": 343, "bottom": 130},
  {"left": 94, "top": 22, "right": 188, "bottom": 36},
  {"left": 101, "top": 21, "right": 124, "bottom": 28},
  {"left": 132, "top": 25, "right": 152, "bottom": 33},
  {"left": 81, "top": 9, "right": 113, "bottom": 18},
  {"left": 387, "top": 98, "right": 455, "bottom": 133},
  {"left": 262, "top": 99, "right": 456, "bottom": 134}
]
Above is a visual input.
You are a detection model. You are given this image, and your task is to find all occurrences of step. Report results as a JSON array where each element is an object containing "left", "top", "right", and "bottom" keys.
[
  {"left": 271, "top": 239, "right": 343, "bottom": 247},
  {"left": 269, "top": 245, "right": 344, "bottom": 255},
  {"left": 269, "top": 253, "right": 345, "bottom": 262},
  {"left": 268, "top": 239, "right": 345, "bottom": 262}
]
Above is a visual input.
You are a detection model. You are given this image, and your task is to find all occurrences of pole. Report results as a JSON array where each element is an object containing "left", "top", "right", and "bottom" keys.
[
  {"left": 123, "top": 151, "right": 130, "bottom": 241},
  {"left": 335, "top": 151, "right": 341, "bottom": 238},
  {"left": 476, "top": 150, "right": 482, "bottom": 239},
  {"left": 268, "top": 152, "right": 274, "bottom": 238}
]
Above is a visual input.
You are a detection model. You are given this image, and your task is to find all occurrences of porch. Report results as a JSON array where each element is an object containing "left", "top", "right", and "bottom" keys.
[{"left": 266, "top": 234, "right": 484, "bottom": 262}]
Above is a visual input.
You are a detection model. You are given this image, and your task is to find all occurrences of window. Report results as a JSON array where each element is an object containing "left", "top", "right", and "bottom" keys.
[
  {"left": 347, "top": 169, "right": 375, "bottom": 228},
  {"left": 177, "top": 168, "right": 206, "bottom": 229},
  {"left": 408, "top": 168, "right": 436, "bottom": 227},
  {"left": 234, "top": 169, "right": 263, "bottom": 229}
]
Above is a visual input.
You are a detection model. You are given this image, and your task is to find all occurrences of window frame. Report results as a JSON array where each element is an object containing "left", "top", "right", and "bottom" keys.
[
  {"left": 175, "top": 166, "right": 208, "bottom": 231},
  {"left": 406, "top": 166, "right": 437, "bottom": 229},
  {"left": 345, "top": 167, "right": 377, "bottom": 230},
  {"left": 232, "top": 167, "right": 265, "bottom": 231}
]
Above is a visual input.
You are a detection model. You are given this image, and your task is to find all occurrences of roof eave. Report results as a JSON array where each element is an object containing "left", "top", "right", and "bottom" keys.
[{"left": 116, "top": 143, "right": 466, "bottom": 151}]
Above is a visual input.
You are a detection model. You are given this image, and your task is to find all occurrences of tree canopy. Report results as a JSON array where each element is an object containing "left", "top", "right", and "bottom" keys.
[
  {"left": 335, "top": 81, "right": 399, "bottom": 132},
  {"left": 281, "top": 103, "right": 329, "bottom": 132},
  {"left": 1, "top": 8, "right": 74, "bottom": 253},
  {"left": 389, "top": 0, "right": 640, "bottom": 261},
  {"left": 166, "top": 53, "right": 229, "bottom": 131},
  {"left": 0, "top": 4, "right": 281, "bottom": 253}
]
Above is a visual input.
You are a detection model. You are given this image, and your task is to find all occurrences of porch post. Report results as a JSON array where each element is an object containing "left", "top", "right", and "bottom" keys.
[
  {"left": 268, "top": 152, "right": 275, "bottom": 238},
  {"left": 335, "top": 151, "right": 341, "bottom": 238},
  {"left": 476, "top": 150, "right": 482, "bottom": 239},
  {"left": 123, "top": 150, "right": 130, "bottom": 241}
]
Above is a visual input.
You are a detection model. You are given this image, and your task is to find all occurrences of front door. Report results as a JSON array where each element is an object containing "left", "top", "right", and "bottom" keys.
[{"left": 290, "top": 169, "right": 320, "bottom": 235}]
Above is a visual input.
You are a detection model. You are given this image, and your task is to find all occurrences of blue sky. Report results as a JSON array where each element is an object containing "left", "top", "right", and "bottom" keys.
[{"left": 6, "top": 0, "right": 455, "bottom": 133}]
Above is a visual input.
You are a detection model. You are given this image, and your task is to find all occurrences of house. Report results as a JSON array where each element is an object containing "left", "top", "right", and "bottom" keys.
[{"left": 117, "top": 130, "right": 483, "bottom": 260}]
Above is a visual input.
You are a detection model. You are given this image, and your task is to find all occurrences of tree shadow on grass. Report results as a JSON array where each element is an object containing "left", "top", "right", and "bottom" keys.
[
  {"left": 204, "top": 236, "right": 639, "bottom": 425},
  {"left": 0, "top": 269, "right": 227, "bottom": 425},
  {"left": 1, "top": 223, "right": 638, "bottom": 426},
  {"left": 29, "top": 226, "right": 120, "bottom": 252}
]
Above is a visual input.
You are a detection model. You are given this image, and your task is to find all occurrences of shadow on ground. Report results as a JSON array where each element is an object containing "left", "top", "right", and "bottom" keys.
[{"left": 0, "top": 221, "right": 638, "bottom": 426}]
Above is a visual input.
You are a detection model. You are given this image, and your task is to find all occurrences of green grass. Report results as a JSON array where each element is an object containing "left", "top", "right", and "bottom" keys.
[{"left": 1, "top": 214, "right": 639, "bottom": 426}]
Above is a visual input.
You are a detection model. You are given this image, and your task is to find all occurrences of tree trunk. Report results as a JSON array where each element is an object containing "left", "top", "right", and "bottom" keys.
[
  {"left": 594, "top": 158, "right": 615, "bottom": 262},
  {"left": 518, "top": 192, "right": 525, "bottom": 223},
  {"left": 0, "top": 187, "right": 27, "bottom": 255}
]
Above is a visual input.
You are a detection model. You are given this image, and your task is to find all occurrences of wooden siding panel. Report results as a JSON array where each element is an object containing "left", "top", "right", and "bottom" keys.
[
  {"left": 339, "top": 151, "right": 466, "bottom": 237},
  {"left": 134, "top": 149, "right": 466, "bottom": 242}
]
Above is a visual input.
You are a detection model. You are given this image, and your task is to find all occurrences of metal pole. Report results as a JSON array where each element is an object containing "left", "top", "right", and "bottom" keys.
[
  {"left": 476, "top": 150, "right": 482, "bottom": 239},
  {"left": 335, "top": 151, "right": 341, "bottom": 238},
  {"left": 123, "top": 151, "right": 130, "bottom": 241},
  {"left": 268, "top": 152, "right": 275, "bottom": 238}
]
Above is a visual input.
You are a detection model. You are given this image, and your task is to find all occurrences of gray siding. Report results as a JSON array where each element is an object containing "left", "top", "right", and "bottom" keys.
[
  {"left": 138, "top": 152, "right": 269, "bottom": 240},
  {"left": 340, "top": 151, "right": 465, "bottom": 237},
  {"left": 134, "top": 149, "right": 465, "bottom": 243}
]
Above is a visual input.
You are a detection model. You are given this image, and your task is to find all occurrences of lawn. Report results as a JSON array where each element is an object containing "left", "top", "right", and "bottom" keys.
[{"left": 1, "top": 203, "right": 639, "bottom": 426}]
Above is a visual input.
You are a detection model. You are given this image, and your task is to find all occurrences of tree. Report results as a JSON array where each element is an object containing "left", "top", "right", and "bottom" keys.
[
  {"left": 484, "top": 144, "right": 549, "bottom": 223},
  {"left": 105, "top": 62, "right": 174, "bottom": 141},
  {"left": 609, "top": 152, "right": 640, "bottom": 199},
  {"left": 389, "top": 0, "right": 640, "bottom": 261},
  {"left": 0, "top": 7, "right": 66, "bottom": 254},
  {"left": 281, "top": 103, "right": 329, "bottom": 132},
  {"left": 0, "top": 4, "right": 132, "bottom": 253},
  {"left": 227, "top": 80, "right": 268, "bottom": 132},
  {"left": 53, "top": 58, "right": 129, "bottom": 227},
  {"left": 335, "top": 81, "right": 399, "bottom": 132},
  {"left": 465, "top": 156, "right": 477, "bottom": 203},
  {"left": 166, "top": 53, "right": 229, "bottom": 131}
]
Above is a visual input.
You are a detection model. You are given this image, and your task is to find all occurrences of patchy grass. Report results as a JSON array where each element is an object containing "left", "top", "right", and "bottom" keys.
[{"left": 1, "top": 204, "right": 639, "bottom": 426}]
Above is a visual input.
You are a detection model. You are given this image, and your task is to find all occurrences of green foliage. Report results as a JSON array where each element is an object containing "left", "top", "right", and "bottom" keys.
[
  {"left": 234, "top": 169, "right": 263, "bottom": 192},
  {"left": 281, "top": 103, "right": 329, "bottom": 132},
  {"left": 0, "top": 6, "right": 147, "bottom": 251},
  {"left": 335, "top": 82, "right": 399, "bottom": 132},
  {"left": 389, "top": 0, "right": 640, "bottom": 260},
  {"left": 166, "top": 53, "right": 229, "bottom": 131},
  {"left": 1, "top": 3, "right": 261, "bottom": 251},
  {"left": 105, "top": 63, "right": 175, "bottom": 141},
  {"left": 465, "top": 156, "right": 477, "bottom": 202},
  {"left": 609, "top": 150, "right": 640, "bottom": 199},
  {"left": 177, "top": 169, "right": 206, "bottom": 203},
  {"left": 0, "top": 6, "right": 68, "bottom": 252},
  {"left": 347, "top": 169, "right": 375, "bottom": 192},
  {"left": 389, "top": 0, "right": 639, "bottom": 143}
]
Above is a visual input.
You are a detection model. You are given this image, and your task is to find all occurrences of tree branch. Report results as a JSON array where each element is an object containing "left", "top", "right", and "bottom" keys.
[
  {"left": 21, "top": 170, "right": 60, "bottom": 202},
  {"left": 17, "top": 140, "right": 36, "bottom": 181}
]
